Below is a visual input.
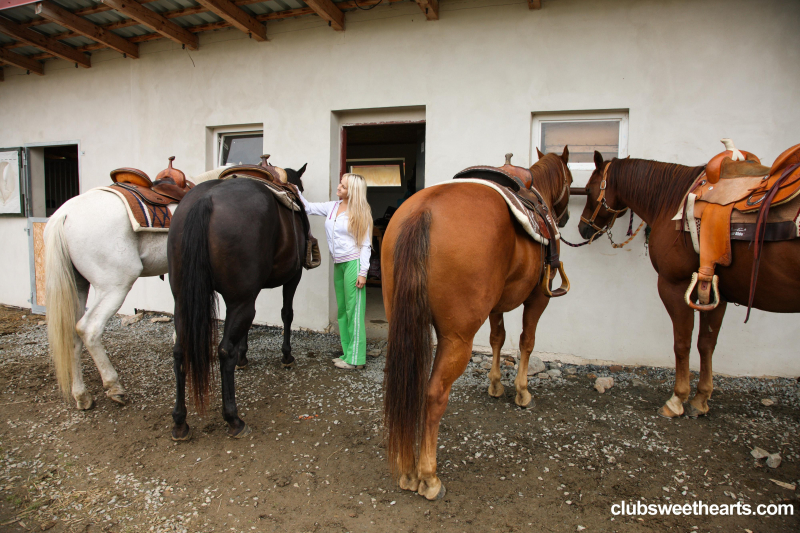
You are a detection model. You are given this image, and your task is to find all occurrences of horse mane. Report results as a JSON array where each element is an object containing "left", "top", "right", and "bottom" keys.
[
  {"left": 530, "top": 153, "right": 566, "bottom": 203},
  {"left": 609, "top": 158, "right": 705, "bottom": 220}
]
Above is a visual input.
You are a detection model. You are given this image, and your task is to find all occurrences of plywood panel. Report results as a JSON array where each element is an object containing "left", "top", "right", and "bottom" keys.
[{"left": 33, "top": 221, "right": 46, "bottom": 307}]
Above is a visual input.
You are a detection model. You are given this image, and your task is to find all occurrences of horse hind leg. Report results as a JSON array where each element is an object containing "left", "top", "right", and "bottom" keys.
[
  {"left": 514, "top": 290, "right": 550, "bottom": 408},
  {"left": 416, "top": 336, "right": 473, "bottom": 501},
  {"left": 219, "top": 300, "right": 256, "bottom": 438},
  {"left": 70, "top": 278, "right": 92, "bottom": 410},
  {"left": 687, "top": 301, "right": 727, "bottom": 418},
  {"left": 487, "top": 313, "right": 506, "bottom": 398},
  {"left": 76, "top": 281, "right": 137, "bottom": 406}
]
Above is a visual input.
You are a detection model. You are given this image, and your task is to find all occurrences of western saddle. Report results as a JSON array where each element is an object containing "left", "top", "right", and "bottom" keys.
[
  {"left": 110, "top": 156, "right": 194, "bottom": 206},
  {"left": 453, "top": 153, "right": 570, "bottom": 297},
  {"left": 683, "top": 139, "right": 800, "bottom": 318}
]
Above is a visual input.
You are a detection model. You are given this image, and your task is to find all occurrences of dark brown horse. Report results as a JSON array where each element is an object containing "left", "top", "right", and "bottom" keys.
[
  {"left": 167, "top": 165, "right": 307, "bottom": 440},
  {"left": 577, "top": 152, "right": 800, "bottom": 419},
  {"left": 382, "top": 149, "right": 571, "bottom": 500}
]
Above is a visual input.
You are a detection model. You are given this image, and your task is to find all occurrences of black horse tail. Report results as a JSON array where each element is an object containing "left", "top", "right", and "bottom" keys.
[
  {"left": 177, "top": 195, "right": 218, "bottom": 413},
  {"left": 384, "top": 209, "right": 433, "bottom": 477}
]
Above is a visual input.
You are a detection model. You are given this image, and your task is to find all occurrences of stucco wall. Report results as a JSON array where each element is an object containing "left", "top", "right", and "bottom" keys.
[{"left": 0, "top": 0, "right": 798, "bottom": 375}]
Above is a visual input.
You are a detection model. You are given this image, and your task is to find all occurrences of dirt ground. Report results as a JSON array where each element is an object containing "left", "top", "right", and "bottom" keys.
[{"left": 0, "top": 304, "right": 798, "bottom": 533}]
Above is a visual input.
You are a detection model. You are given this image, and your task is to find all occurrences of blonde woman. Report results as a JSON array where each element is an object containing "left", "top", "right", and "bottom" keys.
[{"left": 299, "top": 173, "right": 372, "bottom": 369}]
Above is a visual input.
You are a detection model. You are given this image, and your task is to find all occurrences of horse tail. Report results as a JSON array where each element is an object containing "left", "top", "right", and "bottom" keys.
[
  {"left": 176, "top": 195, "right": 218, "bottom": 413},
  {"left": 44, "top": 213, "right": 79, "bottom": 400},
  {"left": 384, "top": 209, "right": 433, "bottom": 477}
]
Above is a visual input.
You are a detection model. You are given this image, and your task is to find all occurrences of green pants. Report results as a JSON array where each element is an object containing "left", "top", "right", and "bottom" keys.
[{"left": 334, "top": 259, "right": 366, "bottom": 365}]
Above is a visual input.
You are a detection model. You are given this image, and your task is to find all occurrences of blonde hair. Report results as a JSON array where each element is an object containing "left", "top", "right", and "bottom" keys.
[{"left": 342, "top": 173, "right": 372, "bottom": 246}]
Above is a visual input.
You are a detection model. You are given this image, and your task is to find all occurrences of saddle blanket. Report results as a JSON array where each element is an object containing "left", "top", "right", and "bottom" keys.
[
  {"left": 673, "top": 192, "right": 800, "bottom": 254},
  {"left": 92, "top": 186, "right": 176, "bottom": 233},
  {"left": 427, "top": 178, "right": 556, "bottom": 245},
  {"left": 218, "top": 173, "right": 302, "bottom": 212}
]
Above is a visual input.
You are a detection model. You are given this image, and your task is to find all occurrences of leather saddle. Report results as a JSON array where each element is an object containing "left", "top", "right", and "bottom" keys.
[
  {"left": 110, "top": 156, "right": 194, "bottom": 206},
  {"left": 219, "top": 155, "right": 321, "bottom": 270},
  {"left": 453, "top": 153, "right": 569, "bottom": 297},
  {"left": 683, "top": 140, "right": 800, "bottom": 315}
]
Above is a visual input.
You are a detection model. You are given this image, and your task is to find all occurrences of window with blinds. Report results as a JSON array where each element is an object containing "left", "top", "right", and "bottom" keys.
[{"left": 532, "top": 111, "right": 628, "bottom": 187}]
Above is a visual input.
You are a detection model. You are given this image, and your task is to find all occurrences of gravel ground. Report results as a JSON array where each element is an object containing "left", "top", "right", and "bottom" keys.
[{"left": 0, "top": 304, "right": 798, "bottom": 532}]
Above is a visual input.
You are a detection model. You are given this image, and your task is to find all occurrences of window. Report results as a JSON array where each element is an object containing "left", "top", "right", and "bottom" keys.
[
  {"left": 532, "top": 111, "right": 628, "bottom": 186},
  {"left": 214, "top": 128, "right": 263, "bottom": 167}
]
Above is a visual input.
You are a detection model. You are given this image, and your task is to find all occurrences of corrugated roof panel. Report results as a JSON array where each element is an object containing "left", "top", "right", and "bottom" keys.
[
  {"left": 60, "top": 35, "right": 96, "bottom": 48},
  {"left": 83, "top": 11, "right": 131, "bottom": 26}
]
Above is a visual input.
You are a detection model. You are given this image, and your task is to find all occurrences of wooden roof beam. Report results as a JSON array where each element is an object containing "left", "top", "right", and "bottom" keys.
[
  {"left": 35, "top": 1, "right": 139, "bottom": 58},
  {"left": 0, "top": 47, "right": 44, "bottom": 75},
  {"left": 0, "top": 15, "right": 90, "bottom": 67},
  {"left": 416, "top": 0, "right": 438, "bottom": 21},
  {"left": 528, "top": 0, "right": 541, "bottom": 9},
  {"left": 195, "top": 0, "right": 266, "bottom": 41},
  {"left": 304, "top": 0, "right": 344, "bottom": 31},
  {"left": 99, "top": 0, "right": 198, "bottom": 50},
  {"left": 0, "top": 66, "right": 4, "bottom": 82}
]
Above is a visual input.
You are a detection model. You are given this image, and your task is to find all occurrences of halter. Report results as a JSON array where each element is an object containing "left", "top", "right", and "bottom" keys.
[{"left": 578, "top": 162, "right": 628, "bottom": 242}]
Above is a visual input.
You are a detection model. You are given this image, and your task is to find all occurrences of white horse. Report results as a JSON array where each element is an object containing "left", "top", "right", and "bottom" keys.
[{"left": 45, "top": 167, "right": 225, "bottom": 409}]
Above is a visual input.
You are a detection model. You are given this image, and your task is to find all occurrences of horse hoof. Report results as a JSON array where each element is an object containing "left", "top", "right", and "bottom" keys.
[
  {"left": 281, "top": 360, "right": 294, "bottom": 369},
  {"left": 418, "top": 480, "right": 446, "bottom": 501},
  {"left": 108, "top": 393, "right": 128, "bottom": 406},
  {"left": 75, "top": 395, "right": 94, "bottom": 411},
  {"left": 515, "top": 390, "right": 532, "bottom": 408},
  {"left": 171, "top": 425, "right": 192, "bottom": 442},
  {"left": 658, "top": 405, "right": 681, "bottom": 419},
  {"left": 487, "top": 383, "right": 504, "bottom": 398},
  {"left": 399, "top": 474, "right": 420, "bottom": 492},
  {"left": 685, "top": 403, "right": 707, "bottom": 419},
  {"left": 236, "top": 362, "right": 249, "bottom": 370},
  {"left": 231, "top": 423, "right": 251, "bottom": 439}
]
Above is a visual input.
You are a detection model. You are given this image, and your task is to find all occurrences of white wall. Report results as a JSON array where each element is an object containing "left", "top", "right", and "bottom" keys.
[{"left": 0, "top": 0, "right": 797, "bottom": 375}]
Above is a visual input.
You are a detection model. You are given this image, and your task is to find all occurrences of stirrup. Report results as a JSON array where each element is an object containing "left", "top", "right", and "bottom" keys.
[
  {"left": 541, "top": 261, "right": 570, "bottom": 298},
  {"left": 685, "top": 272, "right": 720, "bottom": 311},
  {"left": 304, "top": 235, "right": 321, "bottom": 270}
]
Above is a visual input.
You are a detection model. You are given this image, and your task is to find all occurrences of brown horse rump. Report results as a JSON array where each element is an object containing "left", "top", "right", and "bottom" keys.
[{"left": 431, "top": 178, "right": 557, "bottom": 245}]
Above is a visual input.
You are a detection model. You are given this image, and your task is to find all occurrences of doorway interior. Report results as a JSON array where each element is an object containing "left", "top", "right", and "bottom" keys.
[{"left": 342, "top": 122, "right": 426, "bottom": 339}]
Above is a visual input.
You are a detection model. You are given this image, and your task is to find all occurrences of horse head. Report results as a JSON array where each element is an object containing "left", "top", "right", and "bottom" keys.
[
  {"left": 577, "top": 151, "right": 628, "bottom": 241},
  {"left": 284, "top": 163, "right": 307, "bottom": 192},
  {"left": 533, "top": 145, "right": 572, "bottom": 228}
]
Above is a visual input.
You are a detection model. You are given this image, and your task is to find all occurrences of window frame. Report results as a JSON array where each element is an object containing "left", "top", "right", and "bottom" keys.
[
  {"left": 212, "top": 126, "right": 264, "bottom": 168},
  {"left": 532, "top": 111, "right": 629, "bottom": 178}
]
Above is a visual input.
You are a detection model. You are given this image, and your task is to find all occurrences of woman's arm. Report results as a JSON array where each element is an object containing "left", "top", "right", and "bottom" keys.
[
  {"left": 356, "top": 231, "right": 372, "bottom": 288},
  {"left": 296, "top": 189, "right": 334, "bottom": 217}
]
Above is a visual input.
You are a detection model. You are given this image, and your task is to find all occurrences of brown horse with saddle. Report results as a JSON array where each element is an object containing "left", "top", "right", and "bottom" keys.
[
  {"left": 578, "top": 140, "right": 800, "bottom": 419},
  {"left": 382, "top": 149, "right": 572, "bottom": 500}
]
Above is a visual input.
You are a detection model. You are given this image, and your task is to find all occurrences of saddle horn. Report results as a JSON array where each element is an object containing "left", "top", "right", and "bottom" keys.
[{"left": 156, "top": 156, "right": 186, "bottom": 188}]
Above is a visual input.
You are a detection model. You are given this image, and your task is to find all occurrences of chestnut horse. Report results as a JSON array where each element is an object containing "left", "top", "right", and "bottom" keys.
[
  {"left": 577, "top": 152, "right": 800, "bottom": 419},
  {"left": 382, "top": 149, "right": 571, "bottom": 500}
]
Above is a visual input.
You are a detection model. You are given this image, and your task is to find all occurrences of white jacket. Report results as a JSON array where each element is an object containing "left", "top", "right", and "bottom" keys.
[{"left": 299, "top": 192, "right": 372, "bottom": 277}]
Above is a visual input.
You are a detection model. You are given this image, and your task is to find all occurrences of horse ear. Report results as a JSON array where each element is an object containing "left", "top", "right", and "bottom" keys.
[
  {"left": 561, "top": 145, "right": 569, "bottom": 163},
  {"left": 594, "top": 150, "right": 604, "bottom": 169},
  {"left": 298, "top": 163, "right": 307, "bottom": 176},
  {"left": 536, "top": 147, "right": 545, "bottom": 160}
]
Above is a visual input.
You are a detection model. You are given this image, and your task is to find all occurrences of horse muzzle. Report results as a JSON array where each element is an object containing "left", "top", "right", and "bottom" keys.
[{"left": 558, "top": 210, "right": 570, "bottom": 228}]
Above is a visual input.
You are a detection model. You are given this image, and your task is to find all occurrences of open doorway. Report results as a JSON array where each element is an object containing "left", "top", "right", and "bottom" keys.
[{"left": 342, "top": 122, "right": 426, "bottom": 339}]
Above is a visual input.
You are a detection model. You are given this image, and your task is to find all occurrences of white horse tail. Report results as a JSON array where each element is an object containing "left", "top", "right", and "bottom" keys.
[{"left": 44, "top": 213, "right": 79, "bottom": 399}]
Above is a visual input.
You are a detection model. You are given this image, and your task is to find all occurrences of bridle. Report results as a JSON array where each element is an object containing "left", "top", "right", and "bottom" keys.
[
  {"left": 578, "top": 162, "right": 628, "bottom": 242},
  {"left": 552, "top": 158, "right": 571, "bottom": 224}
]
